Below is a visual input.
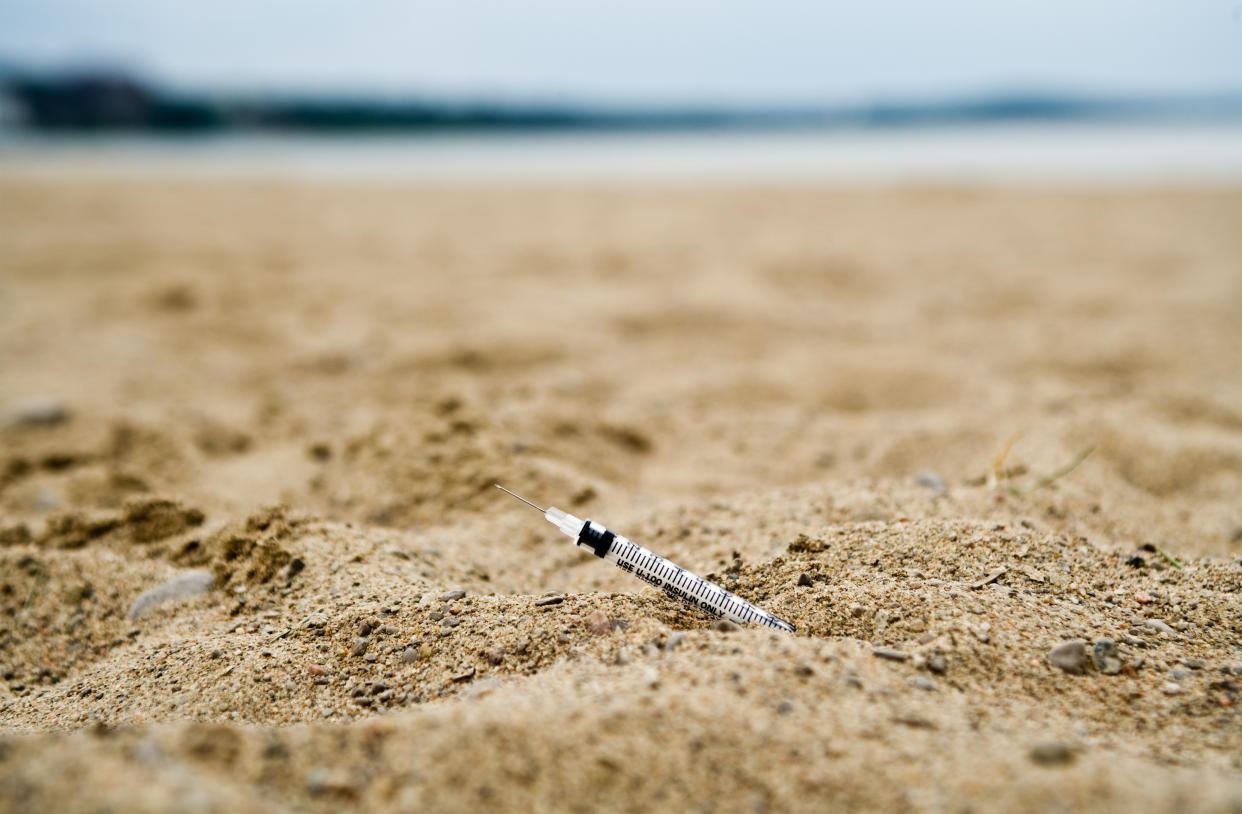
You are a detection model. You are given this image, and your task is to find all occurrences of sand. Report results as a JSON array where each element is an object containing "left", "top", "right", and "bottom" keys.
[{"left": 1, "top": 179, "right": 1240, "bottom": 812}]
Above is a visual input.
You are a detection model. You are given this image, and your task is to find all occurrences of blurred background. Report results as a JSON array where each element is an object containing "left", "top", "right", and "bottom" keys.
[{"left": 2, "top": 0, "right": 1241, "bottom": 180}]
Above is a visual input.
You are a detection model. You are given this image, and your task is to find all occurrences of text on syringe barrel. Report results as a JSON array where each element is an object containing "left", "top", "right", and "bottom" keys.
[{"left": 575, "top": 520, "right": 795, "bottom": 632}]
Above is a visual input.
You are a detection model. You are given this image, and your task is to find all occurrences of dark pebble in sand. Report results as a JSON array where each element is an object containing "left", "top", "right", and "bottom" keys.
[
  {"left": 797, "top": 573, "right": 814, "bottom": 587},
  {"left": 711, "top": 619, "right": 741, "bottom": 633},
  {"left": 400, "top": 648, "right": 420, "bottom": 664},
  {"left": 1049, "top": 640, "right": 1087, "bottom": 675},
  {"left": 1091, "top": 640, "right": 1123, "bottom": 675},
  {"left": 1030, "top": 741, "right": 1078, "bottom": 766},
  {"left": 873, "top": 648, "right": 909, "bottom": 662},
  {"left": 357, "top": 620, "right": 374, "bottom": 637},
  {"left": 351, "top": 638, "right": 370, "bottom": 657},
  {"left": 440, "top": 589, "right": 466, "bottom": 602},
  {"left": 535, "top": 596, "right": 564, "bottom": 606},
  {"left": 927, "top": 655, "right": 948, "bottom": 674}
]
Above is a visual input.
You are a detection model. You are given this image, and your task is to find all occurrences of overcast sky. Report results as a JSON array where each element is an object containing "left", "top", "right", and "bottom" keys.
[{"left": 1, "top": 1, "right": 1239, "bottom": 104}]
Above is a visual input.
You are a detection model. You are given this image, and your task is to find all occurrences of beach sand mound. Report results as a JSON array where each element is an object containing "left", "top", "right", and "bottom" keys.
[{"left": 1, "top": 181, "right": 1240, "bottom": 812}]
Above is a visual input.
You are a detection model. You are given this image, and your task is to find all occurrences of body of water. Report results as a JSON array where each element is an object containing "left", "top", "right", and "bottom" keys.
[{"left": 2, "top": 121, "right": 1241, "bottom": 184}]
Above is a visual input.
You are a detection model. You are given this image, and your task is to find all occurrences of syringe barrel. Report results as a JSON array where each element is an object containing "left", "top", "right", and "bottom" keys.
[{"left": 575, "top": 518, "right": 795, "bottom": 633}]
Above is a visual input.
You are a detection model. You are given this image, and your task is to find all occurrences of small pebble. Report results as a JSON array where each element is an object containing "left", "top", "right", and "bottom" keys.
[
  {"left": 797, "top": 573, "right": 814, "bottom": 587},
  {"left": 926, "top": 655, "right": 948, "bottom": 675},
  {"left": 1145, "top": 619, "right": 1175, "bottom": 635},
  {"left": 586, "top": 609, "right": 612, "bottom": 635},
  {"left": 7, "top": 397, "right": 70, "bottom": 428},
  {"left": 306, "top": 767, "right": 330, "bottom": 795},
  {"left": 1029, "top": 741, "right": 1077, "bottom": 766},
  {"left": 1091, "top": 639, "right": 1122, "bottom": 675},
  {"left": 351, "top": 638, "right": 370, "bottom": 657},
  {"left": 915, "top": 470, "right": 948, "bottom": 494},
  {"left": 357, "top": 620, "right": 374, "bottom": 637},
  {"left": 127, "top": 571, "right": 214, "bottom": 620},
  {"left": 873, "top": 648, "right": 909, "bottom": 662},
  {"left": 307, "top": 663, "right": 326, "bottom": 676},
  {"left": 400, "top": 648, "right": 420, "bottom": 664},
  {"left": 1163, "top": 682, "right": 1184, "bottom": 695},
  {"left": 910, "top": 676, "right": 936, "bottom": 691},
  {"left": 665, "top": 632, "right": 688, "bottom": 651},
  {"left": 440, "top": 589, "right": 466, "bottom": 602},
  {"left": 1048, "top": 640, "right": 1087, "bottom": 675},
  {"left": 535, "top": 596, "right": 564, "bottom": 606},
  {"left": 1185, "top": 658, "right": 1205, "bottom": 670},
  {"left": 711, "top": 619, "right": 741, "bottom": 633}
]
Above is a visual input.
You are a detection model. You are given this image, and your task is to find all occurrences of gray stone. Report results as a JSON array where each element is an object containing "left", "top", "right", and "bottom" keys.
[
  {"left": 915, "top": 470, "right": 948, "bottom": 494},
  {"left": 910, "top": 676, "right": 936, "bottom": 691},
  {"left": 127, "top": 571, "right": 214, "bottom": 619},
  {"left": 1145, "top": 619, "right": 1175, "bottom": 635},
  {"left": 1048, "top": 640, "right": 1087, "bottom": 675},
  {"left": 1091, "top": 639, "right": 1123, "bottom": 675},
  {"left": 351, "top": 637, "right": 370, "bottom": 657},
  {"left": 873, "top": 648, "right": 910, "bottom": 662},
  {"left": 7, "top": 397, "right": 70, "bottom": 428},
  {"left": 306, "top": 767, "right": 331, "bottom": 796},
  {"left": 440, "top": 589, "right": 466, "bottom": 602},
  {"left": 927, "top": 655, "right": 948, "bottom": 675},
  {"left": 797, "top": 573, "right": 814, "bottom": 587},
  {"left": 534, "top": 595, "right": 564, "bottom": 606}
]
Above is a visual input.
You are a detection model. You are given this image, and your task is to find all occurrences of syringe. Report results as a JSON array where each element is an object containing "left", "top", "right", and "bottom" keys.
[{"left": 497, "top": 485, "right": 796, "bottom": 633}]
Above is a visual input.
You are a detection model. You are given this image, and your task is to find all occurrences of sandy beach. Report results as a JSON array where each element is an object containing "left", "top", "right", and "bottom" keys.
[{"left": 1, "top": 178, "right": 1240, "bottom": 812}]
